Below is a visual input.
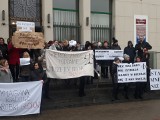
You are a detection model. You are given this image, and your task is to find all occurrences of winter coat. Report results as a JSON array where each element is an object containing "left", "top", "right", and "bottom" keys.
[
  {"left": 8, "top": 42, "right": 21, "bottom": 65},
  {"left": 100, "top": 46, "right": 111, "bottom": 67},
  {"left": 112, "top": 62, "right": 118, "bottom": 83},
  {"left": 20, "top": 63, "right": 33, "bottom": 77},
  {"left": 111, "top": 44, "right": 121, "bottom": 50},
  {"left": 124, "top": 42, "right": 136, "bottom": 63},
  {"left": 135, "top": 41, "right": 152, "bottom": 58},
  {"left": 0, "top": 44, "right": 8, "bottom": 59},
  {"left": 29, "top": 69, "right": 47, "bottom": 81},
  {"left": 0, "top": 65, "right": 13, "bottom": 83}
]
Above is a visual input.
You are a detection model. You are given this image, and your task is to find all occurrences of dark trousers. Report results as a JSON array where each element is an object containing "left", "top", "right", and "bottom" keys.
[
  {"left": 112, "top": 83, "right": 129, "bottom": 99},
  {"left": 43, "top": 78, "right": 51, "bottom": 98},
  {"left": 101, "top": 66, "right": 109, "bottom": 78},
  {"left": 9, "top": 64, "right": 20, "bottom": 82},
  {"left": 134, "top": 82, "right": 144, "bottom": 99},
  {"left": 79, "top": 76, "right": 86, "bottom": 97}
]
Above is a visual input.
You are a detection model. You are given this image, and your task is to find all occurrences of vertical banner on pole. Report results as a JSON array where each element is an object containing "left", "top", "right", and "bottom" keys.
[{"left": 134, "top": 15, "right": 148, "bottom": 44}]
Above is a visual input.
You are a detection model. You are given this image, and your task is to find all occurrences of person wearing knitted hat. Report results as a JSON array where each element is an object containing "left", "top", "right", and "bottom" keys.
[
  {"left": 122, "top": 54, "right": 131, "bottom": 99},
  {"left": 112, "top": 57, "right": 121, "bottom": 100},
  {"left": 111, "top": 37, "right": 121, "bottom": 50},
  {"left": 110, "top": 38, "right": 121, "bottom": 85},
  {"left": 101, "top": 41, "right": 110, "bottom": 78}
]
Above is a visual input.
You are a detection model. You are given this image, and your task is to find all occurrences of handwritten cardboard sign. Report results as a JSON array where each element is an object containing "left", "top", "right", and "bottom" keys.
[{"left": 12, "top": 32, "right": 45, "bottom": 49}]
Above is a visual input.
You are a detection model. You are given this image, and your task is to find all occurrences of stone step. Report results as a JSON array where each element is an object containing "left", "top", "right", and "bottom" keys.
[{"left": 42, "top": 82, "right": 160, "bottom": 110}]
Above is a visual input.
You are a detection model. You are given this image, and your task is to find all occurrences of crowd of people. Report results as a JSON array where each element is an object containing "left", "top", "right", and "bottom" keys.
[{"left": 0, "top": 36, "right": 152, "bottom": 100}]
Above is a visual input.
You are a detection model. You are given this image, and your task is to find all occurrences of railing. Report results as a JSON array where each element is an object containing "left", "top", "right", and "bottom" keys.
[
  {"left": 53, "top": 8, "right": 80, "bottom": 41},
  {"left": 93, "top": 69, "right": 101, "bottom": 103},
  {"left": 91, "top": 25, "right": 110, "bottom": 42},
  {"left": 53, "top": 23, "right": 80, "bottom": 41},
  {"left": 91, "top": 11, "right": 111, "bottom": 43}
]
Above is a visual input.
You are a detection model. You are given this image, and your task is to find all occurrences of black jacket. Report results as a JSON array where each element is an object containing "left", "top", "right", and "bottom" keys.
[
  {"left": 124, "top": 42, "right": 136, "bottom": 63},
  {"left": 135, "top": 41, "right": 152, "bottom": 58},
  {"left": 0, "top": 44, "right": 8, "bottom": 59}
]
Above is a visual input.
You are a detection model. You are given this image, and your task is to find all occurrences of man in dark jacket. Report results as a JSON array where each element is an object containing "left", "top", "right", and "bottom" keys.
[
  {"left": 111, "top": 38, "right": 121, "bottom": 50},
  {"left": 135, "top": 37, "right": 152, "bottom": 58},
  {"left": 124, "top": 41, "right": 136, "bottom": 63}
]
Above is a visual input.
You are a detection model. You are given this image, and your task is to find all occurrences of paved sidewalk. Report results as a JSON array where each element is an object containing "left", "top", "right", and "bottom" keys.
[{"left": 1, "top": 99, "right": 160, "bottom": 120}]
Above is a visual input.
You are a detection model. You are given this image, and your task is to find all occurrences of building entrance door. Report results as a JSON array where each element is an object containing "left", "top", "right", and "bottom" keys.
[{"left": 9, "top": 0, "right": 42, "bottom": 37}]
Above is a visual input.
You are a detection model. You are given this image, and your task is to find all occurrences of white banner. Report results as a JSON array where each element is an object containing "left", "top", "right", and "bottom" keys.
[
  {"left": 117, "top": 62, "right": 147, "bottom": 83},
  {"left": 150, "top": 69, "right": 160, "bottom": 90},
  {"left": 0, "top": 81, "right": 42, "bottom": 116},
  {"left": 46, "top": 49, "right": 94, "bottom": 79},
  {"left": 95, "top": 50, "right": 124, "bottom": 60},
  {"left": 20, "top": 58, "right": 30, "bottom": 66},
  {"left": 134, "top": 15, "right": 148, "bottom": 44}
]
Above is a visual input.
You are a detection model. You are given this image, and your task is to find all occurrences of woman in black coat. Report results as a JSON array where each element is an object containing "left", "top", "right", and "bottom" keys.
[
  {"left": 29, "top": 62, "right": 47, "bottom": 81},
  {"left": 29, "top": 62, "right": 47, "bottom": 99}
]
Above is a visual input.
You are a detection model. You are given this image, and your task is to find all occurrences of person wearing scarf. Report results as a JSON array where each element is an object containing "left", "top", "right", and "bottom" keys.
[{"left": 0, "top": 59, "right": 13, "bottom": 83}]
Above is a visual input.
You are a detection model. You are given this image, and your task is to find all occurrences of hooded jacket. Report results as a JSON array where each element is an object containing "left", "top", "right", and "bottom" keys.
[{"left": 124, "top": 41, "right": 136, "bottom": 62}]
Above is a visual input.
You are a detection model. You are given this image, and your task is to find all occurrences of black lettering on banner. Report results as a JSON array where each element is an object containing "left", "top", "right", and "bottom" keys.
[
  {"left": 150, "top": 77, "right": 160, "bottom": 82},
  {"left": 151, "top": 84, "right": 159, "bottom": 89},
  {"left": 143, "top": 63, "right": 146, "bottom": 69}
]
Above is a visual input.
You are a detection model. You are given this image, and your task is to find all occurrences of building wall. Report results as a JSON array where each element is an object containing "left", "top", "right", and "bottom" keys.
[
  {"left": 0, "top": 0, "right": 54, "bottom": 43},
  {"left": 0, "top": 0, "right": 9, "bottom": 42},
  {"left": 42, "top": 0, "right": 54, "bottom": 42},
  {"left": 114, "top": 0, "right": 160, "bottom": 52},
  {"left": 0, "top": 0, "right": 159, "bottom": 59}
]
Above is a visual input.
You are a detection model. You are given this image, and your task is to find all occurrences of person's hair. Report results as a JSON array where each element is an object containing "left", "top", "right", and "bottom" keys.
[
  {"left": 63, "top": 40, "right": 69, "bottom": 46},
  {"left": 114, "top": 57, "right": 120, "bottom": 62},
  {"left": 123, "top": 54, "right": 130, "bottom": 60},
  {"left": 0, "top": 37, "right": 5, "bottom": 43},
  {"left": 135, "top": 56, "right": 141, "bottom": 62},
  {"left": 23, "top": 51, "right": 30, "bottom": 58},
  {"left": 0, "top": 59, "right": 7, "bottom": 66},
  {"left": 33, "top": 62, "right": 43, "bottom": 70}
]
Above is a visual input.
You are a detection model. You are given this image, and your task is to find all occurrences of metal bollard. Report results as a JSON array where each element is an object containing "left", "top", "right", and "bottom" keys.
[{"left": 93, "top": 69, "right": 101, "bottom": 103}]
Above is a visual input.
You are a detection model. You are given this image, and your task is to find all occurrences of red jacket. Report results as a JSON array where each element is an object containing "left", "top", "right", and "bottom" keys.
[{"left": 8, "top": 42, "right": 21, "bottom": 65}]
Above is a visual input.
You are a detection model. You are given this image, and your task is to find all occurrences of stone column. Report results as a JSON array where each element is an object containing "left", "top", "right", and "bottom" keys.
[
  {"left": 79, "top": 0, "right": 91, "bottom": 45},
  {"left": 0, "top": 0, "right": 9, "bottom": 42},
  {"left": 42, "top": 0, "right": 54, "bottom": 42}
]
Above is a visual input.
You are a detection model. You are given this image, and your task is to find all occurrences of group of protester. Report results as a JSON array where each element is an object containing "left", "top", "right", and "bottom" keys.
[{"left": 0, "top": 36, "right": 152, "bottom": 100}]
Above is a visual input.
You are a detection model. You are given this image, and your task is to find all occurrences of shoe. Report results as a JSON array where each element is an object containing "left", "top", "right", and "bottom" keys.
[
  {"left": 125, "top": 95, "right": 129, "bottom": 99},
  {"left": 139, "top": 96, "right": 143, "bottom": 99},
  {"left": 79, "top": 93, "right": 86, "bottom": 97},
  {"left": 114, "top": 96, "right": 120, "bottom": 100},
  {"left": 134, "top": 94, "right": 138, "bottom": 99}
]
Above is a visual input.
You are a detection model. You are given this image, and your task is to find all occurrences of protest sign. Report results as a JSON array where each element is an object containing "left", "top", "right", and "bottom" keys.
[
  {"left": 16, "top": 21, "right": 35, "bottom": 32},
  {"left": 0, "top": 81, "right": 42, "bottom": 116},
  {"left": 69, "top": 40, "right": 77, "bottom": 47},
  {"left": 20, "top": 58, "right": 30, "bottom": 66},
  {"left": 150, "top": 69, "right": 160, "bottom": 90},
  {"left": 12, "top": 32, "right": 45, "bottom": 49},
  {"left": 117, "top": 62, "right": 147, "bottom": 83},
  {"left": 46, "top": 49, "right": 94, "bottom": 79},
  {"left": 95, "top": 50, "right": 123, "bottom": 60}
]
